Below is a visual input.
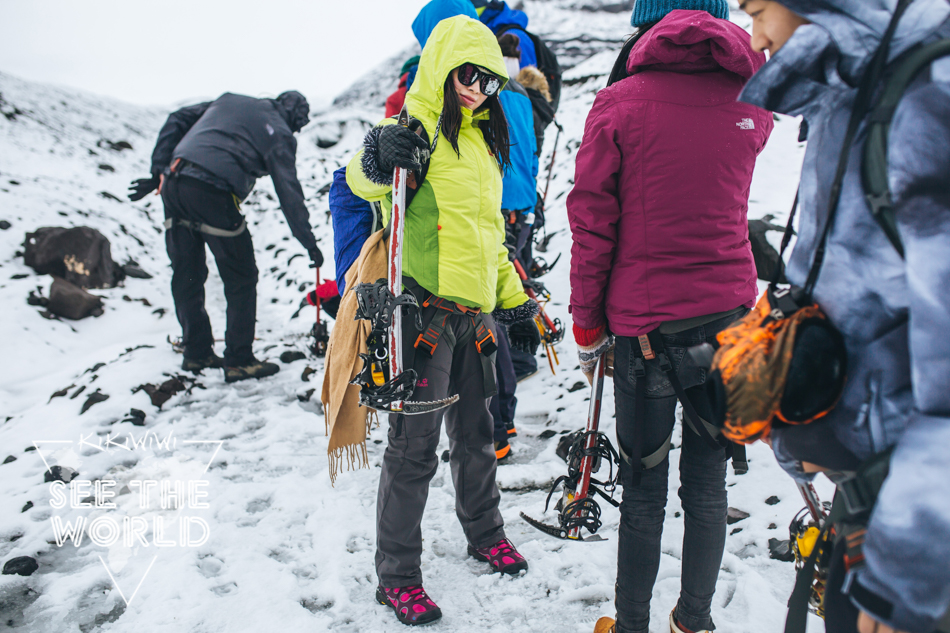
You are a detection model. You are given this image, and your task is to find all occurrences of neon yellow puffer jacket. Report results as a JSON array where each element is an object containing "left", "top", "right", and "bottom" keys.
[{"left": 346, "top": 15, "right": 528, "bottom": 313}]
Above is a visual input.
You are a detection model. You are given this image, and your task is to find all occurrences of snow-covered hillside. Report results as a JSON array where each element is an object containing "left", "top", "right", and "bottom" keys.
[{"left": 1, "top": 2, "right": 825, "bottom": 631}]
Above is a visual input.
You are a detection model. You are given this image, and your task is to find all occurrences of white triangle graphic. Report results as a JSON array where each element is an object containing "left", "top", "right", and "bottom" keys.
[
  {"left": 181, "top": 440, "right": 225, "bottom": 475},
  {"left": 99, "top": 555, "right": 158, "bottom": 606},
  {"left": 31, "top": 440, "right": 74, "bottom": 473}
]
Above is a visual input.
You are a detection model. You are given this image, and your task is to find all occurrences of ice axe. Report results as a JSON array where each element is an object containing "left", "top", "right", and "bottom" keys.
[
  {"left": 309, "top": 265, "right": 329, "bottom": 357},
  {"left": 512, "top": 258, "right": 562, "bottom": 374},
  {"left": 521, "top": 351, "right": 619, "bottom": 541},
  {"left": 350, "top": 105, "right": 458, "bottom": 416},
  {"left": 541, "top": 118, "right": 564, "bottom": 209}
]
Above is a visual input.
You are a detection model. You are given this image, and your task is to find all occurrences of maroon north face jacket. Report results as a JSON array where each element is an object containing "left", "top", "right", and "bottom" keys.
[{"left": 567, "top": 10, "right": 772, "bottom": 336}]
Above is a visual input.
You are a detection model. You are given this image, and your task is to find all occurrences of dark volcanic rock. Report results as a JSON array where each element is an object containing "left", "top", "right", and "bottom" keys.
[
  {"left": 80, "top": 390, "right": 109, "bottom": 414},
  {"left": 567, "top": 381, "right": 586, "bottom": 393},
  {"left": 765, "top": 495, "right": 781, "bottom": 506},
  {"left": 0, "top": 220, "right": 11, "bottom": 230},
  {"left": 3, "top": 455, "right": 16, "bottom": 464},
  {"left": 133, "top": 377, "right": 186, "bottom": 408},
  {"left": 727, "top": 507, "right": 750, "bottom": 525},
  {"left": 44, "top": 465, "right": 78, "bottom": 483},
  {"left": 768, "top": 538, "right": 796, "bottom": 562},
  {"left": 2, "top": 556, "right": 38, "bottom": 577},
  {"left": 21, "top": 501, "right": 33, "bottom": 512},
  {"left": 280, "top": 350, "right": 307, "bottom": 364}
]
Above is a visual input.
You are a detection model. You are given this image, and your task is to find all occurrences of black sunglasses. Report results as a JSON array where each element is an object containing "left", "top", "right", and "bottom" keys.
[{"left": 456, "top": 63, "right": 502, "bottom": 97}]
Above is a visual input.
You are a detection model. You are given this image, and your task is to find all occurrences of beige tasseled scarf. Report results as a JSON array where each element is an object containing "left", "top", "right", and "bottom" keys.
[{"left": 321, "top": 229, "right": 387, "bottom": 484}]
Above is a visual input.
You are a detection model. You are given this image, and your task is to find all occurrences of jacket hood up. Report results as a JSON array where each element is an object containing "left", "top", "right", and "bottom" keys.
[
  {"left": 412, "top": 0, "right": 478, "bottom": 49},
  {"left": 480, "top": 1, "right": 529, "bottom": 32},
  {"left": 405, "top": 15, "right": 509, "bottom": 118},
  {"left": 627, "top": 10, "right": 765, "bottom": 79},
  {"left": 741, "top": 0, "right": 950, "bottom": 114},
  {"left": 274, "top": 91, "right": 310, "bottom": 133}
]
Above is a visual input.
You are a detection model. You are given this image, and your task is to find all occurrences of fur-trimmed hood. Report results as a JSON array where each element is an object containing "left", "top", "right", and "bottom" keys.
[{"left": 517, "top": 66, "right": 551, "bottom": 102}]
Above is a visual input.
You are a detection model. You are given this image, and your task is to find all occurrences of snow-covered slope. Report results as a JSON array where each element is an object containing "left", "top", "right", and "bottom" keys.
[{"left": 1, "top": 3, "right": 824, "bottom": 631}]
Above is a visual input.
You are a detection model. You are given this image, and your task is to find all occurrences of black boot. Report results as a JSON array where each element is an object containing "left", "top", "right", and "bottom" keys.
[
  {"left": 224, "top": 357, "right": 280, "bottom": 383},
  {"left": 182, "top": 353, "right": 224, "bottom": 373}
]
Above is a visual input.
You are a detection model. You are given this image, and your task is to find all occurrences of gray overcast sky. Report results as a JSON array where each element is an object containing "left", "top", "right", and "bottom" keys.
[{"left": 0, "top": 0, "right": 429, "bottom": 108}]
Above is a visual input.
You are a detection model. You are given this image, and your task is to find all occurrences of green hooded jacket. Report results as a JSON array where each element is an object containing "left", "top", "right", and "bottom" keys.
[{"left": 346, "top": 15, "right": 528, "bottom": 313}]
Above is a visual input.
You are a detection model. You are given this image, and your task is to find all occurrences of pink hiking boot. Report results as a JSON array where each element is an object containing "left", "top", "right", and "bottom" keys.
[
  {"left": 467, "top": 537, "right": 529, "bottom": 575},
  {"left": 375, "top": 585, "right": 442, "bottom": 626}
]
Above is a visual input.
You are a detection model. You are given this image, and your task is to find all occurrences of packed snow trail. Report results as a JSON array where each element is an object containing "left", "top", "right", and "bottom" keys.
[{"left": 1, "top": 3, "right": 831, "bottom": 631}]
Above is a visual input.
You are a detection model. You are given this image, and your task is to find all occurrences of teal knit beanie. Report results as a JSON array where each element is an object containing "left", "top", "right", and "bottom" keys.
[{"left": 630, "top": 0, "right": 729, "bottom": 27}]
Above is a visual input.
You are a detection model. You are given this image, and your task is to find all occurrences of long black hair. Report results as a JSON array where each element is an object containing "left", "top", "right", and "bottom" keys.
[
  {"left": 606, "top": 22, "right": 658, "bottom": 87},
  {"left": 441, "top": 74, "right": 512, "bottom": 171}
]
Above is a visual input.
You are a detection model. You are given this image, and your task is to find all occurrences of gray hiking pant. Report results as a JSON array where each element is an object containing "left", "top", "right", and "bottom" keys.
[{"left": 375, "top": 311, "right": 505, "bottom": 588}]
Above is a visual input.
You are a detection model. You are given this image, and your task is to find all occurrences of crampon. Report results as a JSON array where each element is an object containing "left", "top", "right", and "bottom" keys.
[
  {"left": 521, "top": 353, "right": 618, "bottom": 541},
  {"left": 350, "top": 279, "right": 456, "bottom": 415},
  {"left": 790, "top": 482, "right": 832, "bottom": 619}
]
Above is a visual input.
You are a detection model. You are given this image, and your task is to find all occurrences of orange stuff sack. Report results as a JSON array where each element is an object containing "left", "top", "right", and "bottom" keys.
[{"left": 707, "top": 292, "right": 847, "bottom": 444}]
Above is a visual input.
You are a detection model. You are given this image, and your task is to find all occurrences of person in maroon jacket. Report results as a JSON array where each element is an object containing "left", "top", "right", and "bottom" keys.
[{"left": 567, "top": 4, "right": 773, "bottom": 633}]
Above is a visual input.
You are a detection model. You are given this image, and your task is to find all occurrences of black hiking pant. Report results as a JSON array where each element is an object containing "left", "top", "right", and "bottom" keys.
[
  {"left": 376, "top": 310, "right": 504, "bottom": 588},
  {"left": 612, "top": 312, "right": 743, "bottom": 633},
  {"left": 161, "top": 176, "right": 258, "bottom": 367},
  {"left": 489, "top": 324, "right": 518, "bottom": 443}
]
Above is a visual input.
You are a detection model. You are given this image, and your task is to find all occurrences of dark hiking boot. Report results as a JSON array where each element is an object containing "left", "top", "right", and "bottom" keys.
[
  {"left": 224, "top": 358, "right": 280, "bottom": 383},
  {"left": 505, "top": 420, "right": 517, "bottom": 437},
  {"left": 495, "top": 439, "right": 511, "bottom": 462},
  {"left": 181, "top": 353, "right": 224, "bottom": 373},
  {"left": 468, "top": 538, "right": 528, "bottom": 575},
  {"left": 376, "top": 585, "right": 442, "bottom": 626}
]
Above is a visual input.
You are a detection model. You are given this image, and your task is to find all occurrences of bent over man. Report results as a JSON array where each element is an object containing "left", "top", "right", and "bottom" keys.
[{"left": 130, "top": 91, "right": 321, "bottom": 383}]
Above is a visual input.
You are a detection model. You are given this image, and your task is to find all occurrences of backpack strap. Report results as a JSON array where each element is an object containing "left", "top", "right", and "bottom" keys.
[
  {"left": 802, "top": 0, "right": 915, "bottom": 300},
  {"left": 863, "top": 39, "right": 950, "bottom": 259}
]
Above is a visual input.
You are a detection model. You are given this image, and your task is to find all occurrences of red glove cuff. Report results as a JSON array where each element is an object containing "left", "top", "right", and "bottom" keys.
[
  {"left": 316, "top": 279, "right": 339, "bottom": 300},
  {"left": 573, "top": 323, "right": 606, "bottom": 347}
]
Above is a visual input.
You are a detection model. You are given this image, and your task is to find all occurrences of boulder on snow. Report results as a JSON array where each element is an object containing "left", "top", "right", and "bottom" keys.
[
  {"left": 0, "top": 220, "right": 11, "bottom": 230},
  {"left": 46, "top": 276, "right": 104, "bottom": 320},
  {"left": 280, "top": 350, "right": 307, "bottom": 364},
  {"left": 80, "top": 389, "right": 109, "bottom": 414},
  {"left": 133, "top": 376, "right": 186, "bottom": 408},
  {"left": 3, "top": 455, "right": 16, "bottom": 464},
  {"left": 44, "top": 465, "right": 79, "bottom": 483},
  {"left": 726, "top": 507, "right": 750, "bottom": 525},
  {"left": 23, "top": 226, "right": 125, "bottom": 289},
  {"left": 121, "top": 408, "right": 146, "bottom": 426},
  {"left": 121, "top": 259, "right": 153, "bottom": 279},
  {"left": 2, "top": 556, "right": 38, "bottom": 577},
  {"left": 768, "top": 538, "right": 796, "bottom": 562},
  {"left": 97, "top": 139, "right": 133, "bottom": 152}
]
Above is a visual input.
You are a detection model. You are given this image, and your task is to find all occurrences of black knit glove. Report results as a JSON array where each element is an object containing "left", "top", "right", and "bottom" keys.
[
  {"left": 361, "top": 124, "right": 428, "bottom": 185},
  {"left": 308, "top": 246, "right": 324, "bottom": 268},
  {"left": 508, "top": 319, "right": 541, "bottom": 355},
  {"left": 128, "top": 175, "right": 160, "bottom": 201}
]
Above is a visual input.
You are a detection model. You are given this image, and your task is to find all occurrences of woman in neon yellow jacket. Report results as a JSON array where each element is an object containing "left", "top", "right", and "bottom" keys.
[{"left": 346, "top": 14, "right": 541, "bottom": 626}]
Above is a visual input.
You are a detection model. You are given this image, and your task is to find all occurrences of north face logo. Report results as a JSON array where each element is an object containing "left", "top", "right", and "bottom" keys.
[{"left": 737, "top": 118, "right": 755, "bottom": 130}]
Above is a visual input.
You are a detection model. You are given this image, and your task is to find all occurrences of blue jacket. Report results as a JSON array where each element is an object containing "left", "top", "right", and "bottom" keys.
[
  {"left": 740, "top": 2, "right": 950, "bottom": 631},
  {"left": 499, "top": 84, "right": 538, "bottom": 211},
  {"left": 412, "top": 0, "right": 477, "bottom": 48},
  {"left": 328, "top": 166, "right": 374, "bottom": 295},
  {"left": 479, "top": 1, "right": 537, "bottom": 69}
]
